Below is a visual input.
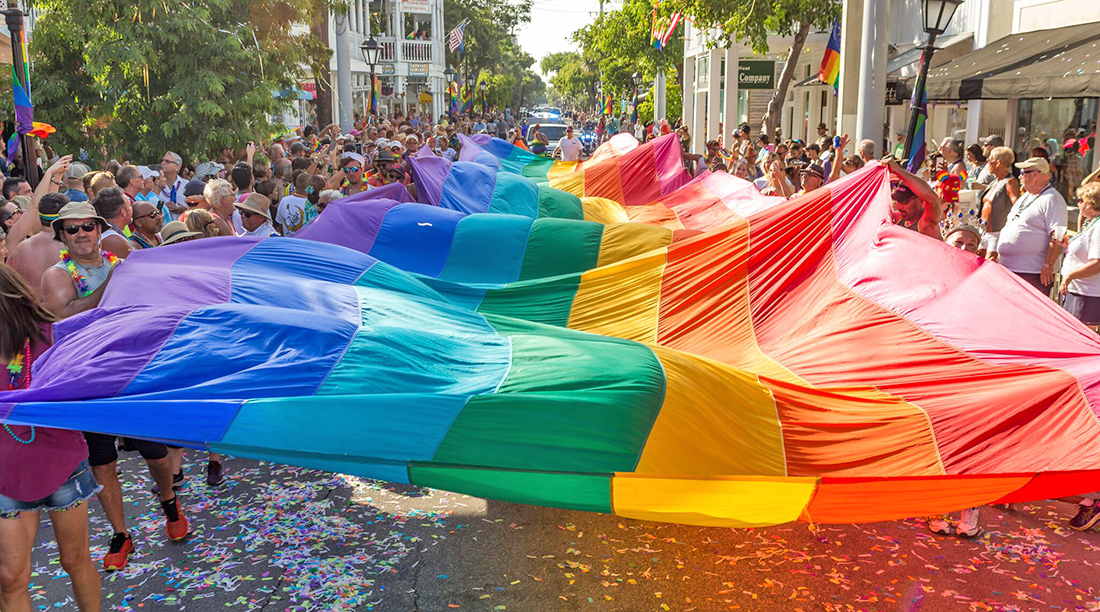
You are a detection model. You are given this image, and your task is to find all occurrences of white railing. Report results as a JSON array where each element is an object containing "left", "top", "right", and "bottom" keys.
[{"left": 402, "top": 41, "right": 432, "bottom": 62}]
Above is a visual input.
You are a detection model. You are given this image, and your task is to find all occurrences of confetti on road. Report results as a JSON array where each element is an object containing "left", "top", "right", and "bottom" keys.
[{"left": 27, "top": 457, "right": 1100, "bottom": 611}]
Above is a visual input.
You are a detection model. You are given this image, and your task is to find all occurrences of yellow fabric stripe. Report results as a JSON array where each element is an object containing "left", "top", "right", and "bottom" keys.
[
  {"left": 547, "top": 161, "right": 580, "bottom": 180},
  {"left": 612, "top": 473, "right": 817, "bottom": 528},
  {"left": 596, "top": 223, "right": 674, "bottom": 268},
  {"left": 638, "top": 345, "right": 787, "bottom": 477},
  {"left": 548, "top": 171, "right": 585, "bottom": 199},
  {"left": 581, "top": 197, "right": 630, "bottom": 224},
  {"left": 567, "top": 249, "right": 666, "bottom": 344}
]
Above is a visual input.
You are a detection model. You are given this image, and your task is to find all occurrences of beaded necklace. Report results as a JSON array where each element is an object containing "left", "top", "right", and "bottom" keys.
[
  {"left": 59, "top": 248, "right": 120, "bottom": 297},
  {"left": 3, "top": 339, "right": 35, "bottom": 444}
]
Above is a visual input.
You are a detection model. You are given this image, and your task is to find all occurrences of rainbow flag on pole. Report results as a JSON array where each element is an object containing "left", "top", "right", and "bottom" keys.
[
  {"left": 603, "top": 94, "right": 613, "bottom": 116},
  {"left": 817, "top": 21, "right": 841, "bottom": 94},
  {"left": 907, "top": 87, "right": 928, "bottom": 173}
]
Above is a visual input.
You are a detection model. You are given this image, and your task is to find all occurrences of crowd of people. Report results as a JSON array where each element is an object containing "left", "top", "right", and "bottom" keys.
[{"left": 1, "top": 106, "right": 1100, "bottom": 611}]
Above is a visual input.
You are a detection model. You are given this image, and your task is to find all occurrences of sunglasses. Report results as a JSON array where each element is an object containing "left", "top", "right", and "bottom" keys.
[
  {"left": 240, "top": 210, "right": 262, "bottom": 219},
  {"left": 63, "top": 222, "right": 98, "bottom": 235},
  {"left": 1021, "top": 169, "right": 1042, "bottom": 175},
  {"left": 345, "top": 166, "right": 361, "bottom": 173},
  {"left": 133, "top": 210, "right": 162, "bottom": 220}
]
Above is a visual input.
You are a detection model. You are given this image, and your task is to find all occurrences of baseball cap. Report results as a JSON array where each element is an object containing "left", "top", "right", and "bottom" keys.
[
  {"left": 64, "top": 162, "right": 91, "bottom": 182},
  {"left": 138, "top": 165, "right": 160, "bottom": 180},
  {"left": 183, "top": 179, "right": 207, "bottom": 198},
  {"left": 801, "top": 164, "right": 826, "bottom": 180},
  {"left": 891, "top": 182, "right": 917, "bottom": 202},
  {"left": 1015, "top": 157, "right": 1051, "bottom": 174},
  {"left": 980, "top": 135, "right": 1004, "bottom": 147}
]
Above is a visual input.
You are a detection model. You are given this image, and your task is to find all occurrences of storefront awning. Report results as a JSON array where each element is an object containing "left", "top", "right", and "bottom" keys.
[
  {"left": 887, "top": 32, "right": 973, "bottom": 76},
  {"left": 926, "top": 22, "right": 1100, "bottom": 100}
]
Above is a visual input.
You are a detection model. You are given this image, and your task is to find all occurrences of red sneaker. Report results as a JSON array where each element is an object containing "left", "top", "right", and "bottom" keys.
[
  {"left": 162, "top": 496, "right": 189, "bottom": 541},
  {"left": 103, "top": 532, "right": 134, "bottom": 571}
]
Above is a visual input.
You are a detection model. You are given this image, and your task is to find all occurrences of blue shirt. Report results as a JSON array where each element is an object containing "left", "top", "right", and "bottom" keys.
[{"left": 63, "top": 188, "right": 88, "bottom": 202}]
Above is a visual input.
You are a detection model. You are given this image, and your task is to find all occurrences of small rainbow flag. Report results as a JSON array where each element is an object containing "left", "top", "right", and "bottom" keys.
[
  {"left": 817, "top": 21, "right": 841, "bottom": 94},
  {"left": 370, "top": 75, "right": 379, "bottom": 114},
  {"left": 603, "top": 94, "right": 613, "bottom": 116}
]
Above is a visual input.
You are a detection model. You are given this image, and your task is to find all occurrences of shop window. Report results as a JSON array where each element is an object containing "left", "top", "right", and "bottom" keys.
[{"left": 1016, "top": 98, "right": 1099, "bottom": 203}]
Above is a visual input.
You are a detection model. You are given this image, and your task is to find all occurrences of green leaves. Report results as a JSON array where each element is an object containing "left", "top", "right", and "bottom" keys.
[
  {"left": 443, "top": 0, "right": 542, "bottom": 109},
  {"left": 31, "top": 0, "right": 321, "bottom": 164}
]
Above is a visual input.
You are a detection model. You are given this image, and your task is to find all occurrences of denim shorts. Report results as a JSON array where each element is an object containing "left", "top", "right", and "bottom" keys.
[{"left": 0, "top": 460, "right": 102, "bottom": 518}]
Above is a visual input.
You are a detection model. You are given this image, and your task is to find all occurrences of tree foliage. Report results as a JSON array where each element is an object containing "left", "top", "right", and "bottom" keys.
[
  {"left": 542, "top": 0, "right": 682, "bottom": 117},
  {"left": 30, "top": 0, "right": 329, "bottom": 164},
  {"left": 443, "top": 0, "right": 542, "bottom": 110},
  {"left": 665, "top": 0, "right": 840, "bottom": 137}
]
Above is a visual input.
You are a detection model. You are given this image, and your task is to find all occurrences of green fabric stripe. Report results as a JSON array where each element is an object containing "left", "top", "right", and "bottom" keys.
[
  {"left": 409, "top": 464, "right": 611, "bottom": 513},
  {"left": 431, "top": 316, "right": 666, "bottom": 474},
  {"left": 537, "top": 185, "right": 584, "bottom": 219},
  {"left": 517, "top": 218, "right": 604, "bottom": 281},
  {"left": 476, "top": 273, "right": 581, "bottom": 328}
]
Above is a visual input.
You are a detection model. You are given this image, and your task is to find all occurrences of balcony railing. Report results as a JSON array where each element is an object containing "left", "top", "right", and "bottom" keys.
[
  {"left": 402, "top": 41, "right": 432, "bottom": 63},
  {"left": 380, "top": 41, "right": 395, "bottom": 62}
]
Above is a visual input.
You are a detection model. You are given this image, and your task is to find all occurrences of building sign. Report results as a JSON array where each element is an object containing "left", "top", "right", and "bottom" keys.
[
  {"left": 409, "top": 63, "right": 430, "bottom": 76},
  {"left": 403, "top": 0, "right": 429, "bottom": 12},
  {"left": 737, "top": 60, "right": 775, "bottom": 90},
  {"left": 419, "top": 91, "right": 433, "bottom": 104},
  {"left": 378, "top": 64, "right": 396, "bottom": 75},
  {"left": 885, "top": 80, "right": 911, "bottom": 106}
]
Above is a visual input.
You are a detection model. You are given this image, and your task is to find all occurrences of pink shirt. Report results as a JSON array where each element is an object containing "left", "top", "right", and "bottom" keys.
[{"left": 0, "top": 325, "right": 89, "bottom": 502}]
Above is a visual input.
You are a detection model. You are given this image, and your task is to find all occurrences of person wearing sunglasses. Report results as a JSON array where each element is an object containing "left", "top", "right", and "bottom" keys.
[
  {"left": 992, "top": 157, "right": 1068, "bottom": 295},
  {"left": 128, "top": 200, "right": 163, "bottom": 250},
  {"left": 235, "top": 193, "right": 277, "bottom": 237},
  {"left": 335, "top": 152, "right": 368, "bottom": 196}
]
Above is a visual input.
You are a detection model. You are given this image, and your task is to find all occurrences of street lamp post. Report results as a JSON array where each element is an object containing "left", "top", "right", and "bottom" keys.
[
  {"left": 360, "top": 38, "right": 380, "bottom": 116},
  {"left": 902, "top": 0, "right": 964, "bottom": 161},
  {"left": 631, "top": 71, "right": 643, "bottom": 123},
  {"left": 465, "top": 72, "right": 476, "bottom": 115},
  {"left": 479, "top": 80, "right": 487, "bottom": 114},
  {"left": 444, "top": 66, "right": 456, "bottom": 119}
]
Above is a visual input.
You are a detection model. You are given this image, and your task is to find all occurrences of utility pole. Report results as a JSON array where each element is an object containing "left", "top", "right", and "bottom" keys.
[{"left": 334, "top": 8, "right": 354, "bottom": 132}]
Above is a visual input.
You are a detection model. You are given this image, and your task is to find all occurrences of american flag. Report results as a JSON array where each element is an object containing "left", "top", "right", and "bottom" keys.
[{"left": 448, "top": 19, "right": 469, "bottom": 53}]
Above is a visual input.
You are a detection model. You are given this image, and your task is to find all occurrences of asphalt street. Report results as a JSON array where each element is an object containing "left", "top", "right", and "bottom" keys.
[{"left": 26, "top": 455, "right": 1100, "bottom": 611}]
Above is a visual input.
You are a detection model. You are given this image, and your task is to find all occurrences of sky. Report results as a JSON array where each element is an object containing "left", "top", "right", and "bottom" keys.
[{"left": 514, "top": 0, "right": 623, "bottom": 82}]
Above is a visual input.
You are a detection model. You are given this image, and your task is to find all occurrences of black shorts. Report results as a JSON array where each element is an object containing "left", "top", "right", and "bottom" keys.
[{"left": 84, "top": 432, "right": 169, "bottom": 467}]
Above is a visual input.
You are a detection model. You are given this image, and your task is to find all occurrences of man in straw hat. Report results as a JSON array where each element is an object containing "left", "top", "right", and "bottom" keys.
[
  {"left": 236, "top": 193, "right": 277, "bottom": 237},
  {"left": 39, "top": 202, "right": 190, "bottom": 571},
  {"left": 159, "top": 220, "right": 203, "bottom": 246}
]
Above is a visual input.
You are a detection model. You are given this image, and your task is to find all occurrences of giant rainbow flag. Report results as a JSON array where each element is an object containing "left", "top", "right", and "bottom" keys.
[{"left": 4, "top": 134, "right": 1100, "bottom": 528}]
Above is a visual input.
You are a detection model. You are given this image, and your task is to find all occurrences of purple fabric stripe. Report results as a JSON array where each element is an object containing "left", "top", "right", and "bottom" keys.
[
  {"left": 295, "top": 198, "right": 404, "bottom": 254},
  {"left": 2, "top": 238, "right": 260, "bottom": 421},
  {"left": 408, "top": 155, "right": 451, "bottom": 206}
]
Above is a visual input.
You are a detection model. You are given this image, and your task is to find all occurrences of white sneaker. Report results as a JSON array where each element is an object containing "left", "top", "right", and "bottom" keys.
[
  {"left": 956, "top": 507, "right": 982, "bottom": 538},
  {"left": 928, "top": 515, "right": 952, "bottom": 535}
]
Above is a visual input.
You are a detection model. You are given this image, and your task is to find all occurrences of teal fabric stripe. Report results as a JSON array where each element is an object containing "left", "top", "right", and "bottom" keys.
[
  {"left": 486, "top": 172, "right": 540, "bottom": 217},
  {"left": 216, "top": 393, "right": 471, "bottom": 485},
  {"left": 319, "top": 284, "right": 512, "bottom": 396},
  {"left": 438, "top": 214, "right": 535, "bottom": 284},
  {"left": 537, "top": 185, "right": 584, "bottom": 220}
]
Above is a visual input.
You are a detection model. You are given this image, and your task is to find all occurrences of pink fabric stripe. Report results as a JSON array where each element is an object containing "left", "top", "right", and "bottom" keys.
[{"left": 827, "top": 164, "right": 1100, "bottom": 414}]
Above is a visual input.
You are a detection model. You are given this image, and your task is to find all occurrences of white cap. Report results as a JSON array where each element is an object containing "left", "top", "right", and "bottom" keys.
[
  {"left": 341, "top": 151, "right": 366, "bottom": 165},
  {"left": 138, "top": 165, "right": 160, "bottom": 180}
]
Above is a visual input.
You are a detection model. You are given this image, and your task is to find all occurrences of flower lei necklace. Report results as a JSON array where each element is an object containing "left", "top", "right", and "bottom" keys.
[
  {"left": 60, "top": 248, "right": 120, "bottom": 297},
  {"left": 4, "top": 339, "right": 35, "bottom": 444}
]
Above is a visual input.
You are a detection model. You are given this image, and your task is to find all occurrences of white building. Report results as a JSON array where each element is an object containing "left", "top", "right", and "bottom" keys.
[
  {"left": 682, "top": 0, "right": 1100, "bottom": 192},
  {"left": 322, "top": 0, "right": 447, "bottom": 122}
]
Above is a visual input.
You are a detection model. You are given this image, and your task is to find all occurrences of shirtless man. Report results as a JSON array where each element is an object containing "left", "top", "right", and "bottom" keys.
[{"left": 6, "top": 192, "right": 69, "bottom": 293}]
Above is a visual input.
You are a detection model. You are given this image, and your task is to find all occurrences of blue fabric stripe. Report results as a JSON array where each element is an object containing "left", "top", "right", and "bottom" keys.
[
  {"left": 7, "top": 399, "right": 241, "bottom": 444},
  {"left": 487, "top": 173, "right": 540, "bottom": 217},
  {"left": 121, "top": 304, "right": 359, "bottom": 400},
  {"left": 368, "top": 203, "right": 464, "bottom": 277},
  {"left": 438, "top": 214, "right": 534, "bottom": 284},
  {"left": 439, "top": 162, "right": 496, "bottom": 214}
]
